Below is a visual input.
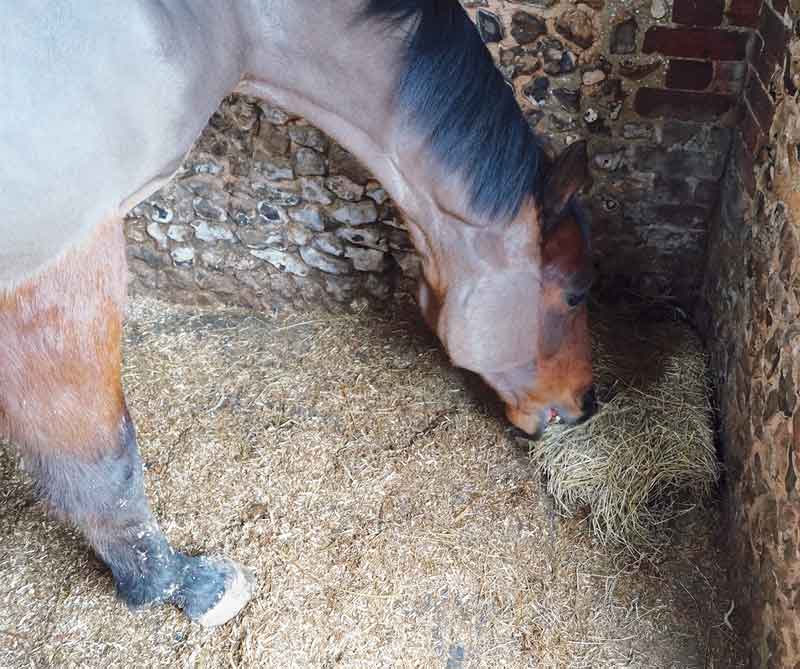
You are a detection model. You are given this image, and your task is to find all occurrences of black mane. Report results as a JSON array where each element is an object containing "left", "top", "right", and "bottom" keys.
[{"left": 363, "top": 0, "right": 544, "bottom": 222}]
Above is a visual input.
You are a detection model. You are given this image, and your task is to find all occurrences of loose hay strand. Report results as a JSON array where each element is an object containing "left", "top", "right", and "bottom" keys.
[{"left": 530, "top": 302, "right": 719, "bottom": 557}]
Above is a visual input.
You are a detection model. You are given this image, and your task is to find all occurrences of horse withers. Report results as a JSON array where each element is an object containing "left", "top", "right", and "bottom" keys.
[{"left": 0, "top": 0, "right": 595, "bottom": 626}]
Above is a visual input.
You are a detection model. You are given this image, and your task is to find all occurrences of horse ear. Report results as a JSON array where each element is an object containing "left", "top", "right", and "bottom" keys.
[
  {"left": 543, "top": 140, "right": 590, "bottom": 217},
  {"left": 542, "top": 214, "right": 593, "bottom": 294},
  {"left": 542, "top": 215, "right": 582, "bottom": 266}
]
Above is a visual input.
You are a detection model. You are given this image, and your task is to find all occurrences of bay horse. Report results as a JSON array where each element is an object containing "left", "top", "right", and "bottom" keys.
[{"left": 0, "top": 0, "right": 595, "bottom": 626}]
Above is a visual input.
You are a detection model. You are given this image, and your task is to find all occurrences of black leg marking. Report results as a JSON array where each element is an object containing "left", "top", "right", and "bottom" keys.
[{"left": 22, "top": 411, "right": 252, "bottom": 622}]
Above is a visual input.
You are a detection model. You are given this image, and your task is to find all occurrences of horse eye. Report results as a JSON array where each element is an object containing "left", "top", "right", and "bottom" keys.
[{"left": 566, "top": 291, "right": 586, "bottom": 308}]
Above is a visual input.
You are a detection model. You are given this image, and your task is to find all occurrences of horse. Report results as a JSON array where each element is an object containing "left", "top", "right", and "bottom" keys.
[{"left": 0, "top": 0, "right": 595, "bottom": 627}]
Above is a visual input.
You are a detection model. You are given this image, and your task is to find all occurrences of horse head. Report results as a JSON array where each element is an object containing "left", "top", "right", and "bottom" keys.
[{"left": 417, "top": 141, "right": 595, "bottom": 438}]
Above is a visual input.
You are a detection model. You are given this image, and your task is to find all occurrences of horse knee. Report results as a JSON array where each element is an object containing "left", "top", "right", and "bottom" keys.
[{"left": 25, "top": 412, "right": 144, "bottom": 525}]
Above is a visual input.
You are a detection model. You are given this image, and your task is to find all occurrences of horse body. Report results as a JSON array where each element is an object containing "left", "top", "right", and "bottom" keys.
[{"left": 0, "top": 0, "right": 594, "bottom": 626}]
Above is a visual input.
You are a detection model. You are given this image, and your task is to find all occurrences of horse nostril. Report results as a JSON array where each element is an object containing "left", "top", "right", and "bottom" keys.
[{"left": 581, "top": 387, "right": 597, "bottom": 416}]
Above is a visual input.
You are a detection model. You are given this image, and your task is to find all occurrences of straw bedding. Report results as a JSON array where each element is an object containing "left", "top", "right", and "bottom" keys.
[
  {"left": 0, "top": 296, "right": 741, "bottom": 668},
  {"left": 530, "top": 301, "right": 719, "bottom": 556}
]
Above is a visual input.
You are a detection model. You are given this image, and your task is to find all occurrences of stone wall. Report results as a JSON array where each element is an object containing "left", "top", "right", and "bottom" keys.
[
  {"left": 126, "top": 98, "right": 413, "bottom": 313},
  {"left": 701, "top": 1, "right": 799, "bottom": 666},
  {"left": 125, "top": 0, "right": 753, "bottom": 312}
]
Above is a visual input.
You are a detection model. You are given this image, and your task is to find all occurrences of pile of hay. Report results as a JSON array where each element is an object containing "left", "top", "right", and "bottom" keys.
[{"left": 529, "top": 301, "right": 719, "bottom": 556}]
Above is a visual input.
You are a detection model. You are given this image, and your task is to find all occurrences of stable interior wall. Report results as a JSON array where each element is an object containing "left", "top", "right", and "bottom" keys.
[
  {"left": 702, "top": 1, "right": 799, "bottom": 666},
  {"left": 123, "top": 1, "right": 800, "bottom": 664},
  {"left": 125, "top": 0, "right": 752, "bottom": 312}
]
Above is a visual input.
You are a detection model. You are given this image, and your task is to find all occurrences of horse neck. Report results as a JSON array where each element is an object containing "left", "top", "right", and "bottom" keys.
[{"left": 233, "top": 0, "right": 469, "bottom": 232}]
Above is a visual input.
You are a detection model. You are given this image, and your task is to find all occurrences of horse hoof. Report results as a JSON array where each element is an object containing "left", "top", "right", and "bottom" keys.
[{"left": 195, "top": 559, "right": 257, "bottom": 628}]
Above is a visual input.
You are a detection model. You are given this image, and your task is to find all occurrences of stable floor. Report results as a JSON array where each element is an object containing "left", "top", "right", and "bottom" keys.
[{"left": 0, "top": 296, "right": 744, "bottom": 668}]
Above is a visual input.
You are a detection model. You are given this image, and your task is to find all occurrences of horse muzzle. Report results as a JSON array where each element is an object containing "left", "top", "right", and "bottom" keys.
[{"left": 506, "top": 386, "right": 598, "bottom": 439}]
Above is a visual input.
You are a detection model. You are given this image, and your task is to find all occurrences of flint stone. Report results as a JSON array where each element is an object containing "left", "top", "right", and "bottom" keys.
[
  {"left": 251, "top": 248, "right": 310, "bottom": 276},
  {"left": 300, "top": 246, "right": 351, "bottom": 274},
  {"left": 332, "top": 201, "right": 379, "bottom": 225}
]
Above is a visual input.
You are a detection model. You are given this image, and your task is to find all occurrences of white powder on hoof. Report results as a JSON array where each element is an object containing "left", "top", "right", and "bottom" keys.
[{"left": 197, "top": 561, "right": 257, "bottom": 628}]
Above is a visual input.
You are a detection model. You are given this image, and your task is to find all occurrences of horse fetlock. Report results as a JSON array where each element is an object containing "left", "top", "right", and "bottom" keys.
[
  {"left": 103, "top": 526, "right": 183, "bottom": 609},
  {"left": 105, "top": 533, "right": 256, "bottom": 627},
  {"left": 171, "top": 555, "right": 257, "bottom": 627}
]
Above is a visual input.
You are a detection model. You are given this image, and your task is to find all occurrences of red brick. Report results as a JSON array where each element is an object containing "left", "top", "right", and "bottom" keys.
[
  {"left": 771, "top": 0, "right": 788, "bottom": 14},
  {"left": 666, "top": 59, "right": 714, "bottom": 90},
  {"left": 741, "top": 102, "right": 765, "bottom": 156},
  {"left": 753, "top": 5, "right": 788, "bottom": 84},
  {"left": 636, "top": 144, "right": 726, "bottom": 179},
  {"left": 643, "top": 27, "right": 749, "bottom": 61},
  {"left": 727, "top": 0, "right": 763, "bottom": 27},
  {"left": 672, "top": 0, "right": 724, "bottom": 26},
  {"left": 634, "top": 88, "right": 735, "bottom": 120},
  {"left": 746, "top": 73, "right": 776, "bottom": 131},
  {"left": 712, "top": 61, "right": 747, "bottom": 94}
]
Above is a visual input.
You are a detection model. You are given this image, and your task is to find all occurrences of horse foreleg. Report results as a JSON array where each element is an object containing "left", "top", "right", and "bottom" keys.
[{"left": 0, "top": 219, "right": 254, "bottom": 626}]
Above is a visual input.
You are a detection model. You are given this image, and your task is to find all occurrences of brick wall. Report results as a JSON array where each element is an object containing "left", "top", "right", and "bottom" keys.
[
  {"left": 702, "top": 1, "right": 799, "bottom": 666},
  {"left": 125, "top": 0, "right": 752, "bottom": 312}
]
